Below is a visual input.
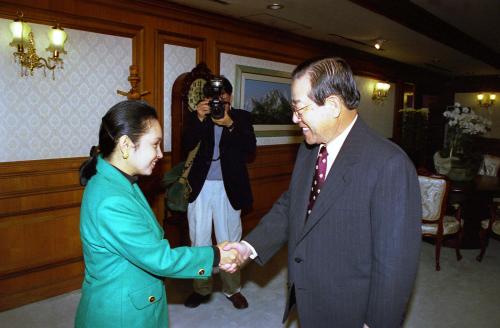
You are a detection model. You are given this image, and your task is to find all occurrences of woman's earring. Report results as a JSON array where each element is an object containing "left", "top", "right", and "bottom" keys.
[{"left": 122, "top": 152, "right": 129, "bottom": 160}]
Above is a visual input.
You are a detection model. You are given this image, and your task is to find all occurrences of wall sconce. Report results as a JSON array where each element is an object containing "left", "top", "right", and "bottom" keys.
[
  {"left": 9, "top": 13, "right": 68, "bottom": 79},
  {"left": 372, "top": 82, "right": 390, "bottom": 103},
  {"left": 477, "top": 93, "right": 496, "bottom": 109}
]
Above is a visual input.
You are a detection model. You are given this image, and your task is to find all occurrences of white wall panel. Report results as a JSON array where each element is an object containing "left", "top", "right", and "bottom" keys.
[{"left": 163, "top": 45, "right": 196, "bottom": 152}]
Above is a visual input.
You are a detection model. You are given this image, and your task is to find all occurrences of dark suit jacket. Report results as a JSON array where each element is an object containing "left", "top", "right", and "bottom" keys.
[
  {"left": 183, "top": 108, "right": 256, "bottom": 210},
  {"left": 245, "top": 117, "right": 422, "bottom": 328}
]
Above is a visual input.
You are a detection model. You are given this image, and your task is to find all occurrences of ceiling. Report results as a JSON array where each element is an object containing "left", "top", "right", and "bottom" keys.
[{"left": 164, "top": 0, "right": 500, "bottom": 77}]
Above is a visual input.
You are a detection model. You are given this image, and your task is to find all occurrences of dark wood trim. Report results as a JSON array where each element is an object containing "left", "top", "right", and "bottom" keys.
[
  {"left": 392, "top": 81, "right": 405, "bottom": 143},
  {"left": 0, "top": 185, "right": 81, "bottom": 201},
  {"left": 446, "top": 75, "right": 500, "bottom": 93},
  {"left": 0, "top": 256, "right": 83, "bottom": 280},
  {"left": 0, "top": 265, "right": 84, "bottom": 312},
  {"left": 0, "top": 1, "right": 143, "bottom": 38},
  {"left": 0, "top": 157, "right": 85, "bottom": 173},
  {"left": 0, "top": 203, "right": 82, "bottom": 220},
  {"left": 158, "top": 33, "right": 208, "bottom": 164},
  {"left": 215, "top": 42, "right": 304, "bottom": 67},
  {"left": 477, "top": 137, "right": 500, "bottom": 157}
]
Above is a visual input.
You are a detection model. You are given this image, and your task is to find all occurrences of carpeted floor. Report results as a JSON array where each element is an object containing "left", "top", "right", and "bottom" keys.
[{"left": 1, "top": 239, "right": 499, "bottom": 328}]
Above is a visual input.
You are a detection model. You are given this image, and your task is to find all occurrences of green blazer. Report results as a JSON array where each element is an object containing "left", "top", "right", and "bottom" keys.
[{"left": 75, "top": 156, "right": 213, "bottom": 328}]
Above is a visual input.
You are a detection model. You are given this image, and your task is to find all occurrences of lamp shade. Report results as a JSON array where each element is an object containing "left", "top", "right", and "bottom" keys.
[
  {"left": 375, "top": 82, "right": 390, "bottom": 92},
  {"left": 47, "top": 25, "right": 67, "bottom": 54},
  {"left": 9, "top": 20, "right": 31, "bottom": 47}
]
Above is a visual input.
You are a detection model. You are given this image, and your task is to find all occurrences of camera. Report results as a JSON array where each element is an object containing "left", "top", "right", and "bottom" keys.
[{"left": 203, "top": 77, "right": 227, "bottom": 120}]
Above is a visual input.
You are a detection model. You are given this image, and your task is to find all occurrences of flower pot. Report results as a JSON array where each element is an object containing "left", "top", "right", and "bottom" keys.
[
  {"left": 433, "top": 151, "right": 451, "bottom": 175},
  {"left": 446, "top": 159, "right": 477, "bottom": 182},
  {"left": 433, "top": 152, "right": 480, "bottom": 182}
]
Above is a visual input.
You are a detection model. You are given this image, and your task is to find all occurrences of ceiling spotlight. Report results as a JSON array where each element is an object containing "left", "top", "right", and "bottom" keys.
[
  {"left": 267, "top": 3, "right": 284, "bottom": 10},
  {"left": 374, "top": 39, "right": 385, "bottom": 50}
]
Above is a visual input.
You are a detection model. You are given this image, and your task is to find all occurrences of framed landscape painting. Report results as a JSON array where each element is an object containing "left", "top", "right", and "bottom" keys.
[{"left": 233, "top": 65, "right": 301, "bottom": 137}]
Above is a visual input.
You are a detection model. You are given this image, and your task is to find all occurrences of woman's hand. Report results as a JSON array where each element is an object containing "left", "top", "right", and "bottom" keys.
[{"left": 217, "top": 241, "right": 239, "bottom": 273}]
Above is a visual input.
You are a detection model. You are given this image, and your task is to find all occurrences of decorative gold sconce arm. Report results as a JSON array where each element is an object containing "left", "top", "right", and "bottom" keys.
[
  {"left": 477, "top": 93, "right": 496, "bottom": 110},
  {"left": 14, "top": 32, "right": 57, "bottom": 77}
]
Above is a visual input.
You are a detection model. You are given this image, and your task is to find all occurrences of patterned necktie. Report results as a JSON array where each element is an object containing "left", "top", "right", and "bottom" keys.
[{"left": 306, "top": 145, "right": 328, "bottom": 219}]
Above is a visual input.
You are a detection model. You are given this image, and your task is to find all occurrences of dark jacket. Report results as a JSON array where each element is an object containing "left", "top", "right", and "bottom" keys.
[
  {"left": 183, "top": 108, "right": 256, "bottom": 210},
  {"left": 245, "top": 117, "right": 422, "bottom": 328}
]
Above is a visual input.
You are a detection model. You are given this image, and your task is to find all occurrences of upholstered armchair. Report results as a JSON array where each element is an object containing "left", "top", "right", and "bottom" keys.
[
  {"left": 419, "top": 174, "right": 463, "bottom": 271},
  {"left": 477, "top": 201, "right": 500, "bottom": 262},
  {"left": 476, "top": 154, "right": 500, "bottom": 261},
  {"left": 478, "top": 154, "right": 500, "bottom": 177}
]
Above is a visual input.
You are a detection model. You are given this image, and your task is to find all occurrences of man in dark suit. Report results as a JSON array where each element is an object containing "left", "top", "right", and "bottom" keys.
[
  {"left": 223, "top": 57, "right": 422, "bottom": 327},
  {"left": 183, "top": 77, "right": 256, "bottom": 309}
]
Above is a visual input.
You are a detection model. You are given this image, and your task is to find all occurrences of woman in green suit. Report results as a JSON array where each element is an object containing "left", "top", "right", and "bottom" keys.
[{"left": 75, "top": 101, "right": 236, "bottom": 328}]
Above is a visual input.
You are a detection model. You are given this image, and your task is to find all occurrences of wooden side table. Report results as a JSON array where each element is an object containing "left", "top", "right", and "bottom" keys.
[{"left": 448, "top": 176, "right": 500, "bottom": 248}]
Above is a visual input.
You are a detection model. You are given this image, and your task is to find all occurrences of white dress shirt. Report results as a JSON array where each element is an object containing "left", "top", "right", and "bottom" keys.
[{"left": 324, "top": 114, "right": 358, "bottom": 177}]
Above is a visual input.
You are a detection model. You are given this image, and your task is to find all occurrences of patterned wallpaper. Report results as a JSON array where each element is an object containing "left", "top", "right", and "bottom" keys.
[
  {"left": 0, "top": 19, "right": 132, "bottom": 162},
  {"left": 163, "top": 45, "right": 196, "bottom": 151}
]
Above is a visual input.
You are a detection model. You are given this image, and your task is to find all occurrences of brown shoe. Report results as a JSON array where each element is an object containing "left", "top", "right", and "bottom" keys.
[
  {"left": 184, "top": 292, "right": 211, "bottom": 308},
  {"left": 226, "top": 292, "right": 248, "bottom": 309}
]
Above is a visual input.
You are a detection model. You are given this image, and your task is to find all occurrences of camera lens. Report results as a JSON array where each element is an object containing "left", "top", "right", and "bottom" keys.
[{"left": 209, "top": 99, "right": 225, "bottom": 119}]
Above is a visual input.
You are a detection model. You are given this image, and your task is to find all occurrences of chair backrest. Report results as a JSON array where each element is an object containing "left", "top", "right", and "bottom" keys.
[
  {"left": 478, "top": 154, "right": 500, "bottom": 177},
  {"left": 418, "top": 175, "right": 448, "bottom": 222}
]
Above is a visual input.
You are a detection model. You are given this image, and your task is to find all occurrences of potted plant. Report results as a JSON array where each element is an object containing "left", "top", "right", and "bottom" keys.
[{"left": 434, "top": 103, "right": 491, "bottom": 181}]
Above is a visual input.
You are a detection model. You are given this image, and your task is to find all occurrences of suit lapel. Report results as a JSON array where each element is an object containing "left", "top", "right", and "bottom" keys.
[
  {"left": 297, "top": 118, "right": 365, "bottom": 243},
  {"left": 294, "top": 144, "right": 321, "bottom": 231}
]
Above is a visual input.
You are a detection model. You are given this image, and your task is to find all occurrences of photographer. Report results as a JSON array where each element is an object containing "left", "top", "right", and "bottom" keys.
[{"left": 182, "top": 76, "right": 256, "bottom": 309}]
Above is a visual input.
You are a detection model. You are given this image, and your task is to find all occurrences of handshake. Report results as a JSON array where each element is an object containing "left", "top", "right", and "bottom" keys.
[{"left": 216, "top": 241, "right": 253, "bottom": 274}]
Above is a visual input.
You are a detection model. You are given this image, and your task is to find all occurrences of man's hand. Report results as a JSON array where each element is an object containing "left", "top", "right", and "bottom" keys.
[
  {"left": 223, "top": 242, "right": 252, "bottom": 266},
  {"left": 217, "top": 241, "right": 239, "bottom": 273},
  {"left": 195, "top": 99, "right": 211, "bottom": 122}
]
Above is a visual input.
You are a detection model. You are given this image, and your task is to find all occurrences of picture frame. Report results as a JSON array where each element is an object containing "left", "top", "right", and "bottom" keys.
[{"left": 233, "top": 65, "right": 301, "bottom": 138}]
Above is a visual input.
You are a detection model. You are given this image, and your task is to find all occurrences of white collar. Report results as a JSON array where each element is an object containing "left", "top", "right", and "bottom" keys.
[{"left": 323, "top": 114, "right": 358, "bottom": 176}]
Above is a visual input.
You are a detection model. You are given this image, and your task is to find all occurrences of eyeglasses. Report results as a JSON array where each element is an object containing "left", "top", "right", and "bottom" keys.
[{"left": 290, "top": 103, "right": 314, "bottom": 118}]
